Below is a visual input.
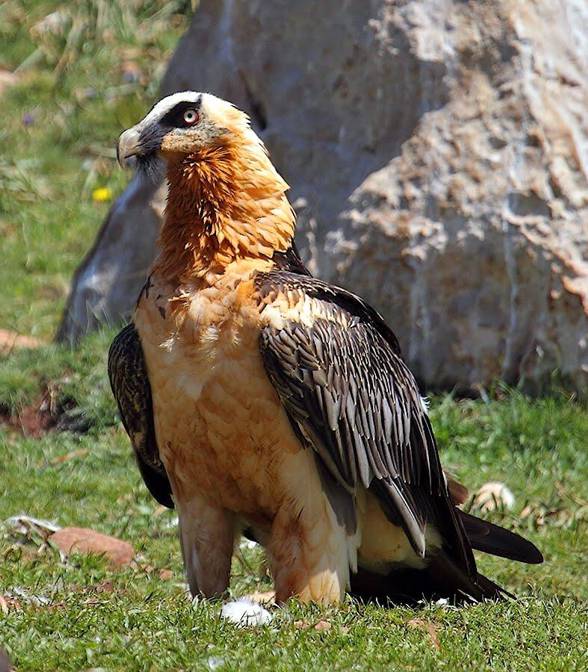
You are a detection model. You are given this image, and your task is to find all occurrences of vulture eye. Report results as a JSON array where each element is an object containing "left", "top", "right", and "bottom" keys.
[{"left": 182, "top": 109, "right": 199, "bottom": 126}]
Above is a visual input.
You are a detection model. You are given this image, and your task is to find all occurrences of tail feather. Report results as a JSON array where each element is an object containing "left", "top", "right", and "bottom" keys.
[
  {"left": 472, "top": 571, "right": 514, "bottom": 600},
  {"left": 459, "top": 510, "right": 543, "bottom": 564},
  {"left": 424, "top": 551, "right": 509, "bottom": 602},
  {"left": 350, "top": 551, "right": 509, "bottom": 605}
]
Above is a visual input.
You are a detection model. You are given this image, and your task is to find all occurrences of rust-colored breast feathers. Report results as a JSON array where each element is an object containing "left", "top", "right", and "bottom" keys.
[{"left": 133, "top": 264, "right": 309, "bottom": 520}]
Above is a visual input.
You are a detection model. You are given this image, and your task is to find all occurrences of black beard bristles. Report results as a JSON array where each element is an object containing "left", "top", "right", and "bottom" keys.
[{"left": 137, "top": 154, "right": 166, "bottom": 184}]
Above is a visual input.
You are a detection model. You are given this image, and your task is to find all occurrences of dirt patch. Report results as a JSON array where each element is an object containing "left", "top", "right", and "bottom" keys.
[
  {"left": 0, "top": 329, "right": 44, "bottom": 355},
  {"left": 0, "top": 386, "right": 77, "bottom": 438},
  {"left": 0, "top": 400, "right": 56, "bottom": 438}
]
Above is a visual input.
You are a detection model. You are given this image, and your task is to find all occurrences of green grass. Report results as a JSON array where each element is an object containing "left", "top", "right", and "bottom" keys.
[
  {"left": 0, "top": 0, "right": 191, "bottom": 338},
  {"left": 1, "top": 352, "right": 587, "bottom": 670},
  {"left": 1, "top": 2, "right": 587, "bottom": 671}
]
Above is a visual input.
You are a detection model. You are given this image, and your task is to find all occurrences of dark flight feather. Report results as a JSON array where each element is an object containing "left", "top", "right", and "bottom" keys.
[
  {"left": 458, "top": 510, "right": 543, "bottom": 564},
  {"left": 108, "top": 323, "right": 173, "bottom": 508}
]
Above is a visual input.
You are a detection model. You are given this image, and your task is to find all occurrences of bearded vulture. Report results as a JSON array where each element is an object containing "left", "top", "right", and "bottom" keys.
[{"left": 109, "top": 92, "right": 542, "bottom": 604}]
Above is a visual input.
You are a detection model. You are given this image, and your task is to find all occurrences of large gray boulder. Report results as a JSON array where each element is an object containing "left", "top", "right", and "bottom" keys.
[{"left": 59, "top": 0, "right": 588, "bottom": 392}]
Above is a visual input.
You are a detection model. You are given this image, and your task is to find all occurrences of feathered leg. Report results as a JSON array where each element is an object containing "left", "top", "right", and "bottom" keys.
[
  {"left": 268, "top": 496, "right": 352, "bottom": 605},
  {"left": 177, "top": 494, "right": 235, "bottom": 598}
]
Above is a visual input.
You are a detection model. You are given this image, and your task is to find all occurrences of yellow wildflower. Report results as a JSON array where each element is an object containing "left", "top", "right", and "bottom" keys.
[{"left": 92, "top": 187, "right": 113, "bottom": 203}]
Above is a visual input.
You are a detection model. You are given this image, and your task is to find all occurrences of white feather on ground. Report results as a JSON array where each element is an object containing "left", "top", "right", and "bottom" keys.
[
  {"left": 5, "top": 515, "right": 61, "bottom": 536},
  {"left": 220, "top": 598, "right": 273, "bottom": 627}
]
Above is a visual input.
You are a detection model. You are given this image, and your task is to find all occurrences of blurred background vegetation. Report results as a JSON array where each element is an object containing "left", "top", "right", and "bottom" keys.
[{"left": 0, "top": 0, "right": 191, "bottom": 338}]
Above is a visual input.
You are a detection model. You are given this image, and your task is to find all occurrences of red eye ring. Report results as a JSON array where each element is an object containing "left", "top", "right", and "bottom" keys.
[{"left": 183, "top": 109, "right": 199, "bottom": 125}]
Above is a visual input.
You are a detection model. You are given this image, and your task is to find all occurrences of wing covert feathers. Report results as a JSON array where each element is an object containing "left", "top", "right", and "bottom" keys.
[
  {"left": 256, "top": 270, "right": 469, "bottom": 566},
  {"left": 108, "top": 323, "right": 173, "bottom": 508}
]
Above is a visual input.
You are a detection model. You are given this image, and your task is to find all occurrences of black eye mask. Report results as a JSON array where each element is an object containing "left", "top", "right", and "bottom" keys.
[{"left": 159, "top": 98, "right": 203, "bottom": 128}]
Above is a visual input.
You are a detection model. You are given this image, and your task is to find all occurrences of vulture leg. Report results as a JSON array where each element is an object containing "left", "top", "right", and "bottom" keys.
[
  {"left": 177, "top": 494, "right": 235, "bottom": 599},
  {"left": 268, "top": 493, "right": 351, "bottom": 605}
]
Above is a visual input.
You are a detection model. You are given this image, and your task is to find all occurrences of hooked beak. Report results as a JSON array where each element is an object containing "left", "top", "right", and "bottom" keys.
[{"left": 117, "top": 126, "right": 142, "bottom": 169}]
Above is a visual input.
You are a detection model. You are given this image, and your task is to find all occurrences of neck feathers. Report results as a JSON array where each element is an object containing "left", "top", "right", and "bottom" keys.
[{"left": 154, "top": 135, "right": 295, "bottom": 282}]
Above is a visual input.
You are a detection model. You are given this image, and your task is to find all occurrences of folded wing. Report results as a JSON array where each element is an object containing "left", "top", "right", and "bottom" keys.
[
  {"left": 257, "top": 270, "right": 473, "bottom": 572},
  {"left": 108, "top": 323, "right": 173, "bottom": 508}
]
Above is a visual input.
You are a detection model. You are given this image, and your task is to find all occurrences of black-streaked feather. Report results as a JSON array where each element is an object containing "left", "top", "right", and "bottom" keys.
[
  {"left": 108, "top": 323, "right": 173, "bottom": 508},
  {"left": 256, "top": 270, "right": 490, "bottom": 599},
  {"left": 256, "top": 271, "right": 466, "bottom": 560},
  {"left": 256, "top": 267, "right": 542, "bottom": 601}
]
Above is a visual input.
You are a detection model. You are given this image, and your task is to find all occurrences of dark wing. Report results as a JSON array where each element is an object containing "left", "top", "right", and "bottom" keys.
[
  {"left": 108, "top": 324, "right": 174, "bottom": 509},
  {"left": 458, "top": 510, "right": 543, "bottom": 564},
  {"left": 257, "top": 270, "right": 473, "bottom": 571},
  {"left": 272, "top": 242, "right": 313, "bottom": 277}
]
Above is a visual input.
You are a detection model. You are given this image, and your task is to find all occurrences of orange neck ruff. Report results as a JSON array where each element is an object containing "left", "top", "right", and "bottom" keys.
[{"left": 153, "top": 139, "right": 295, "bottom": 283}]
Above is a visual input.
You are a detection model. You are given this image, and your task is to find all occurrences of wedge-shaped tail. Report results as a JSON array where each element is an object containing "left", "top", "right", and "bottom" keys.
[{"left": 459, "top": 509, "right": 543, "bottom": 564}]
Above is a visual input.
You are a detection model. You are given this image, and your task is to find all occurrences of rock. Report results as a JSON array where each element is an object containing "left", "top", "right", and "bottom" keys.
[
  {"left": 50, "top": 527, "right": 135, "bottom": 567},
  {"left": 0, "top": 649, "right": 13, "bottom": 672},
  {"left": 56, "top": 178, "right": 166, "bottom": 342},
  {"left": 58, "top": 0, "right": 588, "bottom": 393},
  {"left": 472, "top": 482, "right": 516, "bottom": 512}
]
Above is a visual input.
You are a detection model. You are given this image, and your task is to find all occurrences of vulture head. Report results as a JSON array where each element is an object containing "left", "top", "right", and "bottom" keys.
[
  {"left": 116, "top": 92, "right": 294, "bottom": 274},
  {"left": 117, "top": 91, "right": 257, "bottom": 171}
]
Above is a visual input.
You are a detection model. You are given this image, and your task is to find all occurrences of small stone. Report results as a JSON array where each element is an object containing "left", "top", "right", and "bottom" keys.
[
  {"left": 314, "top": 620, "right": 332, "bottom": 631},
  {"left": 50, "top": 527, "right": 135, "bottom": 567}
]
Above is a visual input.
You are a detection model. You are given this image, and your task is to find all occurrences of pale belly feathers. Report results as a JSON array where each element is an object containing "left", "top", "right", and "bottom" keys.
[
  {"left": 134, "top": 267, "right": 434, "bottom": 571},
  {"left": 134, "top": 270, "right": 303, "bottom": 519}
]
